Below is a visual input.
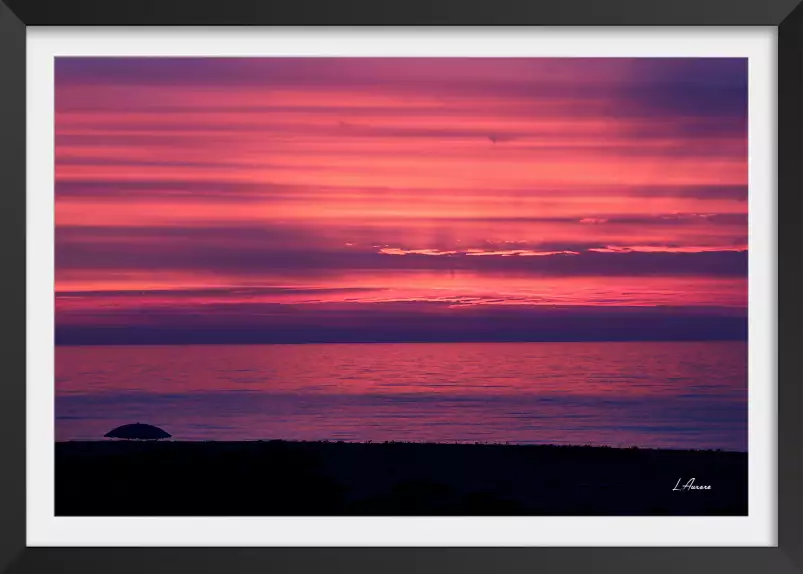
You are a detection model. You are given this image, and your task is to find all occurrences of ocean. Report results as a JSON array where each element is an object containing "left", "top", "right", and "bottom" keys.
[{"left": 55, "top": 341, "right": 747, "bottom": 451}]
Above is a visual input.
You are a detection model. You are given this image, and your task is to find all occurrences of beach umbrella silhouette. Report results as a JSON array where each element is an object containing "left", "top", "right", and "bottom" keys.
[{"left": 104, "top": 423, "right": 171, "bottom": 440}]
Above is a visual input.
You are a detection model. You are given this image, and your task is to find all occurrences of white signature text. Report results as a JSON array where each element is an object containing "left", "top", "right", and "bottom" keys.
[{"left": 673, "top": 478, "right": 712, "bottom": 491}]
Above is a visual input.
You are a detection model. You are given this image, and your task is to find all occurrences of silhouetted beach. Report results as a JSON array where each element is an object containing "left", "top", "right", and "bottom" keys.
[{"left": 56, "top": 440, "right": 747, "bottom": 516}]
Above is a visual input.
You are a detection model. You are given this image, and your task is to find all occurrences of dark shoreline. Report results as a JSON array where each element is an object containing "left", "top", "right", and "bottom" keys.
[{"left": 56, "top": 440, "right": 747, "bottom": 516}]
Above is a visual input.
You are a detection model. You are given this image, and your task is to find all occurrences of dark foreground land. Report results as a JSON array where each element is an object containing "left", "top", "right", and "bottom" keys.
[{"left": 56, "top": 440, "right": 747, "bottom": 516}]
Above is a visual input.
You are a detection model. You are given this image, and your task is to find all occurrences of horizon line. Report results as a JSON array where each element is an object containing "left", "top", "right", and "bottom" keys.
[{"left": 55, "top": 337, "right": 748, "bottom": 347}]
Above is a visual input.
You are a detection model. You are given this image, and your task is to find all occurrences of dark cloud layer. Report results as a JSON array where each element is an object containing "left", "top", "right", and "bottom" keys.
[
  {"left": 56, "top": 305, "right": 747, "bottom": 345},
  {"left": 56, "top": 302, "right": 747, "bottom": 345},
  {"left": 56, "top": 224, "right": 747, "bottom": 278}
]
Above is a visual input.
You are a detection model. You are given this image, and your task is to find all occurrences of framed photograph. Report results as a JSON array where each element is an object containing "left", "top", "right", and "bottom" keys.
[{"left": 1, "top": 0, "right": 800, "bottom": 572}]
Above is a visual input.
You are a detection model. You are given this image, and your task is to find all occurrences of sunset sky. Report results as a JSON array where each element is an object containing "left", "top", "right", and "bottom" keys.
[{"left": 54, "top": 58, "right": 748, "bottom": 344}]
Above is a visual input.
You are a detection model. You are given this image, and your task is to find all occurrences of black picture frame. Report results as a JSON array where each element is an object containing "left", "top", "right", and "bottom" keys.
[{"left": 0, "top": 1, "right": 799, "bottom": 572}]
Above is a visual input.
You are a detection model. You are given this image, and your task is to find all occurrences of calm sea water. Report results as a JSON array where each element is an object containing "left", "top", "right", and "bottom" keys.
[{"left": 55, "top": 341, "right": 747, "bottom": 451}]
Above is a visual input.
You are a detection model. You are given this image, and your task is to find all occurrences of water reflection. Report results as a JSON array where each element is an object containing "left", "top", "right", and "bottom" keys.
[{"left": 56, "top": 341, "right": 747, "bottom": 450}]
